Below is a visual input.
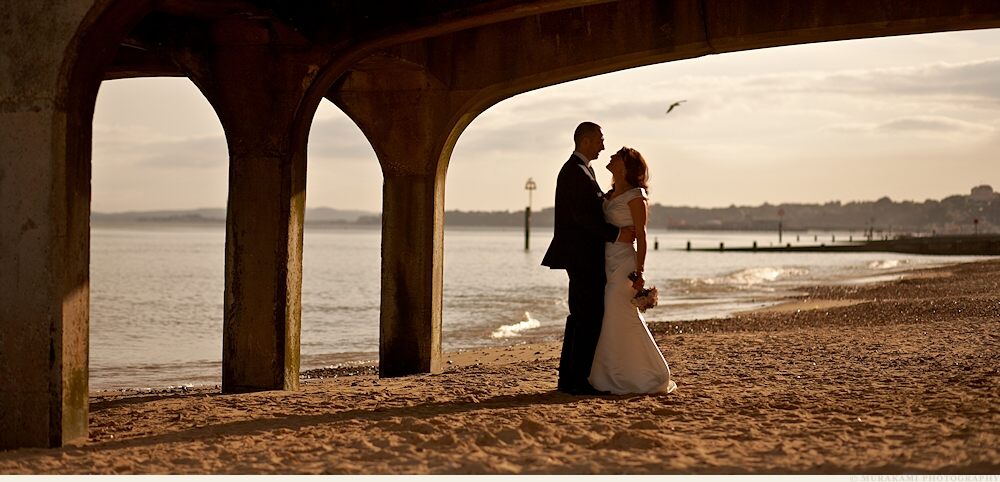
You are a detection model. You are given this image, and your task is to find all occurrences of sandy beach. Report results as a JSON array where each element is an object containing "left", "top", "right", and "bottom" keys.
[{"left": 1, "top": 260, "right": 998, "bottom": 474}]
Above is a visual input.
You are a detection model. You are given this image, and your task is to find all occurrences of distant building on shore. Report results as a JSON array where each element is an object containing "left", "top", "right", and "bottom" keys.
[{"left": 970, "top": 185, "right": 997, "bottom": 202}]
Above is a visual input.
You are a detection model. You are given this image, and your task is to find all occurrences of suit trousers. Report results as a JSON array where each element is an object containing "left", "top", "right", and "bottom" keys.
[{"left": 558, "top": 264, "right": 606, "bottom": 392}]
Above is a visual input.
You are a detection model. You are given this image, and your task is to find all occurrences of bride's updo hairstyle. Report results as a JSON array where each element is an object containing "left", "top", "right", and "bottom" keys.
[{"left": 618, "top": 147, "right": 650, "bottom": 191}]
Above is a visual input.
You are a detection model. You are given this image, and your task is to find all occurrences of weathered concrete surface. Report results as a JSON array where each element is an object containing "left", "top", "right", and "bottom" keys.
[
  {"left": 1, "top": 0, "right": 156, "bottom": 449},
  {"left": 0, "top": 0, "right": 99, "bottom": 450},
  {"left": 172, "top": 18, "right": 329, "bottom": 393},
  {"left": 376, "top": 173, "right": 446, "bottom": 376}
]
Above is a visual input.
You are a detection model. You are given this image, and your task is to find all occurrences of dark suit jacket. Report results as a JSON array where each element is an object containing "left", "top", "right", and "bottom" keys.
[{"left": 541, "top": 154, "right": 620, "bottom": 271}]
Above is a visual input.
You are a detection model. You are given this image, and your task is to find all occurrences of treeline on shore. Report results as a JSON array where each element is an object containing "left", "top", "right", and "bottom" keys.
[
  {"left": 94, "top": 186, "right": 1000, "bottom": 234},
  {"left": 423, "top": 186, "right": 1000, "bottom": 234}
]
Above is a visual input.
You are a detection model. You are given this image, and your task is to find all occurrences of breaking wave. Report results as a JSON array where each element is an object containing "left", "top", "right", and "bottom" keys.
[
  {"left": 491, "top": 312, "right": 541, "bottom": 338},
  {"left": 688, "top": 267, "right": 810, "bottom": 287},
  {"left": 867, "top": 259, "right": 908, "bottom": 270}
]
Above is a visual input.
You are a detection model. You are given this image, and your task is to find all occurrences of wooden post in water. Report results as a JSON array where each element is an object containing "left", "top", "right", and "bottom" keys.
[
  {"left": 524, "top": 178, "right": 536, "bottom": 251},
  {"left": 778, "top": 208, "right": 785, "bottom": 244},
  {"left": 524, "top": 207, "right": 531, "bottom": 250}
]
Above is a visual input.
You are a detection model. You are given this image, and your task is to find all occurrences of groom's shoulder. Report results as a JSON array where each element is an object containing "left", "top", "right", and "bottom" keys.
[{"left": 556, "top": 155, "right": 583, "bottom": 175}]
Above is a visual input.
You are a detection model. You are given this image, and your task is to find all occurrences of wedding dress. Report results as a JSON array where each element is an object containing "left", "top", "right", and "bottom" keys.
[{"left": 589, "top": 187, "right": 677, "bottom": 394}]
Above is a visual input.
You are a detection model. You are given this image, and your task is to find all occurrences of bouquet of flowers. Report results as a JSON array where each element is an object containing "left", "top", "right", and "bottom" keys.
[{"left": 631, "top": 286, "right": 659, "bottom": 313}]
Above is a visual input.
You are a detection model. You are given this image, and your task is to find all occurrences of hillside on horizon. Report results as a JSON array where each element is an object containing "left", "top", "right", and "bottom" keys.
[{"left": 94, "top": 185, "right": 1000, "bottom": 235}]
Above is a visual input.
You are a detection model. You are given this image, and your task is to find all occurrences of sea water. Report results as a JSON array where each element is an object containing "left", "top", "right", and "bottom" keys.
[{"left": 89, "top": 224, "right": 990, "bottom": 390}]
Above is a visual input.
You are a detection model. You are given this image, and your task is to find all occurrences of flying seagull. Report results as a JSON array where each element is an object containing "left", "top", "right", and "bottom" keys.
[{"left": 665, "top": 100, "right": 687, "bottom": 115}]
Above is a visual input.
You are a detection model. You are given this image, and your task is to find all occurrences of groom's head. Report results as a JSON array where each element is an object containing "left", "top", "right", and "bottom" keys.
[{"left": 574, "top": 122, "right": 604, "bottom": 161}]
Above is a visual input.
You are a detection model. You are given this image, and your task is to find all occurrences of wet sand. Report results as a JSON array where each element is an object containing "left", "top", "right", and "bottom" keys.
[{"left": 1, "top": 260, "right": 998, "bottom": 474}]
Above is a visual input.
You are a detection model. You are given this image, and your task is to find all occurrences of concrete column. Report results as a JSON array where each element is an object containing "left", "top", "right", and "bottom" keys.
[
  {"left": 333, "top": 78, "right": 475, "bottom": 377},
  {"left": 221, "top": 135, "right": 305, "bottom": 393},
  {"left": 0, "top": 109, "right": 90, "bottom": 449},
  {"left": 378, "top": 171, "right": 446, "bottom": 376},
  {"left": 176, "top": 19, "right": 321, "bottom": 392},
  {"left": 0, "top": 1, "right": 111, "bottom": 449}
]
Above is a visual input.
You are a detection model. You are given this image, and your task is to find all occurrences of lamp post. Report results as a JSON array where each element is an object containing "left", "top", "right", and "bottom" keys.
[{"left": 524, "top": 178, "right": 537, "bottom": 251}]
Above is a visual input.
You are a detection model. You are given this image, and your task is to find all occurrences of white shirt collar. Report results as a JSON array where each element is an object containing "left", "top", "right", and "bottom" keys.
[{"left": 572, "top": 151, "right": 590, "bottom": 165}]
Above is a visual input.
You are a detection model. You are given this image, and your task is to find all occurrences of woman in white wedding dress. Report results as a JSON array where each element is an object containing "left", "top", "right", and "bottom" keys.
[{"left": 588, "top": 147, "right": 677, "bottom": 395}]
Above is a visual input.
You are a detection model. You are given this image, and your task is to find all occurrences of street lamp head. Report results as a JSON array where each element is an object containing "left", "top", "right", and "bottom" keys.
[{"left": 525, "top": 178, "right": 537, "bottom": 191}]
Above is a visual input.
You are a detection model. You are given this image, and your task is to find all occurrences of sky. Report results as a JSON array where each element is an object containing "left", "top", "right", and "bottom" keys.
[{"left": 91, "top": 28, "right": 1000, "bottom": 213}]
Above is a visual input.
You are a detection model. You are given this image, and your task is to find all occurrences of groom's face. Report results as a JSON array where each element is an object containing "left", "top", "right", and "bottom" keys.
[{"left": 582, "top": 129, "right": 605, "bottom": 161}]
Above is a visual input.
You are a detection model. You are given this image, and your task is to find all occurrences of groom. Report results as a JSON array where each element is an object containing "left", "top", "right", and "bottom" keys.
[{"left": 542, "top": 121, "right": 634, "bottom": 395}]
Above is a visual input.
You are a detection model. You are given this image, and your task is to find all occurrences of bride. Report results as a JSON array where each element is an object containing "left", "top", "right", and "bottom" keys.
[{"left": 588, "top": 147, "right": 677, "bottom": 395}]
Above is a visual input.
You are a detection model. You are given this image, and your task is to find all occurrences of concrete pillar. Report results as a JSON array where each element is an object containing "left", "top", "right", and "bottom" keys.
[
  {"left": 378, "top": 171, "right": 445, "bottom": 376},
  {"left": 0, "top": 108, "right": 90, "bottom": 449},
  {"left": 0, "top": 0, "right": 130, "bottom": 449},
  {"left": 332, "top": 80, "right": 474, "bottom": 377},
  {"left": 176, "top": 19, "right": 322, "bottom": 392}
]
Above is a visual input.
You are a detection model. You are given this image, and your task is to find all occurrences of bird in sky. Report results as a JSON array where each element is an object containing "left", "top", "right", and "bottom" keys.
[{"left": 665, "top": 100, "right": 687, "bottom": 114}]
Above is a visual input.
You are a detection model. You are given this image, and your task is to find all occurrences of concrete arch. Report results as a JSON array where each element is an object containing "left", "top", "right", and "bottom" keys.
[
  {"left": 4, "top": 0, "right": 1000, "bottom": 450},
  {"left": 97, "top": 5, "right": 352, "bottom": 394},
  {"left": 124, "top": 15, "right": 331, "bottom": 394},
  {"left": 322, "top": 0, "right": 1000, "bottom": 378}
]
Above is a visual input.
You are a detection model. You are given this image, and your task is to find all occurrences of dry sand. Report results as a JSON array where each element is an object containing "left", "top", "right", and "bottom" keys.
[{"left": 1, "top": 260, "right": 998, "bottom": 474}]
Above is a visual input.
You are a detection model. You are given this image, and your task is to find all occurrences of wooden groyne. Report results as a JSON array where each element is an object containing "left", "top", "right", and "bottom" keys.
[{"left": 686, "top": 235, "right": 1000, "bottom": 256}]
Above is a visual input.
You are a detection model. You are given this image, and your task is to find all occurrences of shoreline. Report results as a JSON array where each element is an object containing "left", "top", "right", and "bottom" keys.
[
  {"left": 90, "top": 257, "right": 983, "bottom": 396},
  {"left": 4, "top": 258, "right": 998, "bottom": 473}
]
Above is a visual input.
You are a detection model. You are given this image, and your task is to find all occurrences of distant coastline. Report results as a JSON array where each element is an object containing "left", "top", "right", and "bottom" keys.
[{"left": 93, "top": 185, "right": 999, "bottom": 234}]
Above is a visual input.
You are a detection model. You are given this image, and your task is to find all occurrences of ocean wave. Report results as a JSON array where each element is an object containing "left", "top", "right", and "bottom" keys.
[
  {"left": 867, "top": 259, "right": 908, "bottom": 270},
  {"left": 687, "top": 267, "right": 810, "bottom": 287},
  {"left": 491, "top": 312, "right": 541, "bottom": 338}
]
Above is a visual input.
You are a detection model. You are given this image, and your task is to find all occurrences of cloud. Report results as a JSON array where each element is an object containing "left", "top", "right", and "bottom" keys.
[
  {"left": 835, "top": 58, "right": 1000, "bottom": 102},
  {"left": 876, "top": 116, "right": 995, "bottom": 134},
  {"left": 506, "top": 87, "right": 717, "bottom": 123},
  {"left": 138, "top": 136, "right": 229, "bottom": 168},
  {"left": 754, "top": 58, "right": 1000, "bottom": 107},
  {"left": 508, "top": 93, "right": 602, "bottom": 117},
  {"left": 466, "top": 56, "right": 1000, "bottom": 158},
  {"left": 827, "top": 116, "right": 996, "bottom": 137},
  {"left": 554, "top": 58, "right": 1000, "bottom": 121},
  {"left": 826, "top": 123, "right": 870, "bottom": 134},
  {"left": 307, "top": 116, "right": 379, "bottom": 161},
  {"left": 93, "top": 124, "right": 228, "bottom": 169},
  {"left": 453, "top": 116, "right": 581, "bottom": 157}
]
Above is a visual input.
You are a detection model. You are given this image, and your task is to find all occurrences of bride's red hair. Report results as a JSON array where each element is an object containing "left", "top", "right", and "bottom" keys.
[{"left": 617, "top": 147, "right": 649, "bottom": 191}]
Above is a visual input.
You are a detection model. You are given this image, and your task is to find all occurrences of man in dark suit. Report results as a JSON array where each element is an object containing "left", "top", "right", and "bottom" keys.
[{"left": 542, "top": 122, "right": 634, "bottom": 395}]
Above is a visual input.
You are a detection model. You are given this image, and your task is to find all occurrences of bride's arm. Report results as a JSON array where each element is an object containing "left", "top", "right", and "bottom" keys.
[{"left": 627, "top": 196, "right": 649, "bottom": 290}]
